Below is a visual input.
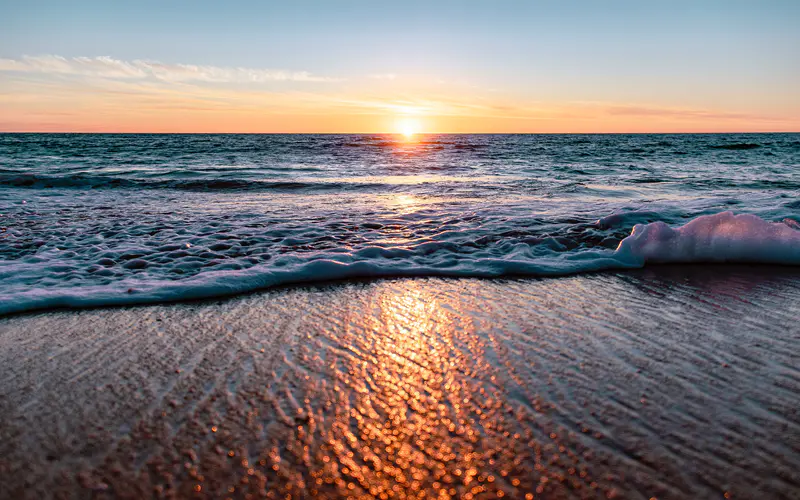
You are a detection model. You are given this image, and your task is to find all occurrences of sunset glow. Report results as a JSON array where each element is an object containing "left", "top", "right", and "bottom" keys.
[
  {"left": 0, "top": 1, "right": 797, "bottom": 133},
  {"left": 396, "top": 117, "right": 422, "bottom": 138}
]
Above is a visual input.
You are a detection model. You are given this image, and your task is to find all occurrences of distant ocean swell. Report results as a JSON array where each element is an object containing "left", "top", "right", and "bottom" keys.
[
  {"left": 0, "top": 174, "right": 369, "bottom": 192},
  {"left": 1, "top": 212, "right": 798, "bottom": 316},
  {"left": 4, "top": 173, "right": 800, "bottom": 193},
  {"left": 2, "top": 133, "right": 798, "bottom": 315}
]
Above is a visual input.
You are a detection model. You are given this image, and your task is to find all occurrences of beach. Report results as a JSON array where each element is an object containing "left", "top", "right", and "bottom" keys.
[
  {"left": 2, "top": 0, "right": 799, "bottom": 497},
  {"left": 2, "top": 266, "right": 799, "bottom": 499}
]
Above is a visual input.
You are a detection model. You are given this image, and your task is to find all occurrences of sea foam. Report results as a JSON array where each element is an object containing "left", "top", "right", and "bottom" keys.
[
  {"left": 616, "top": 212, "right": 800, "bottom": 265},
  {"left": 1, "top": 212, "right": 797, "bottom": 316}
]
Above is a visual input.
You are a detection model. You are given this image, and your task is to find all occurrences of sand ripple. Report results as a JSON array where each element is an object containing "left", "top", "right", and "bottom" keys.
[{"left": 1, "top": 268, "right": 799, "bottom": 498}]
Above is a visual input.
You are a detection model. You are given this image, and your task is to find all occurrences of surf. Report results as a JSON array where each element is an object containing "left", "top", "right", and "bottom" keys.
[{"left": 1, "top": 211, "right": 798, "bottom": 316}]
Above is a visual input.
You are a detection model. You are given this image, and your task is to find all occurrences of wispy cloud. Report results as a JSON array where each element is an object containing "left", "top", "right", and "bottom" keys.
[
  {"left": 0, "top": 55, "right": 340, "bottom": 83},
  {"left": 601, "top": 103, "right": 786, "bottom": 122},
  {"left": 1, "top": 58, "right": 795, "bottom": 132}
]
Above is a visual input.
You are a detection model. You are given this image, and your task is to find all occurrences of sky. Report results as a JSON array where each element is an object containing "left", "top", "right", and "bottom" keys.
[{"left": 1, "top": 0, "right": 798, "bottom": 133}]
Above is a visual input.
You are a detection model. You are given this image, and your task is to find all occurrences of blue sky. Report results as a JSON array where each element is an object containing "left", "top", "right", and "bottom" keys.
[{"left": 1, "top": 0, "right": 798, "bottom": 132}]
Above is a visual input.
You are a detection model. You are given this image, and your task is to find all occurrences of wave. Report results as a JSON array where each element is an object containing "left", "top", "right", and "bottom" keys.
[
  {"left": 0, "top": 173, "right": 374, "bottom": 192},
  {"left": 1, "top": 212, "right": 798, "bottom": 316},
  {"left": 615, "top": 212, "right": 800, "bottom": 264},
  {"left": 342, "top": 140, "right": 396, "bottom": 148},
  {"left": 709, "top": 143, "right": 762, "bottom": 150}
]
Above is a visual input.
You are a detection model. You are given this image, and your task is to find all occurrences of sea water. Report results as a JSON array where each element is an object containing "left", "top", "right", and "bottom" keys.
[{"left": 1, "top": 133, "right": 798, "bottom": 314}]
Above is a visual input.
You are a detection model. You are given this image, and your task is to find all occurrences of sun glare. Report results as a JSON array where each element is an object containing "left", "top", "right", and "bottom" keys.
[{"left": 396, "top": 118, "right": 422, "bottom": 139}]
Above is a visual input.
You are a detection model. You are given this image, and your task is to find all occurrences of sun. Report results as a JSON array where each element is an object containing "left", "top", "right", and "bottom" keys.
[{"left": 395, "top": 117, "right": 422, "bottom": 139}]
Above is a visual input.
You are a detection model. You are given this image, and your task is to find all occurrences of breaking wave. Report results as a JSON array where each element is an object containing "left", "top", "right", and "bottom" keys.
[{"left": 1, "top": 212, "right": 798, "bottom": 316}]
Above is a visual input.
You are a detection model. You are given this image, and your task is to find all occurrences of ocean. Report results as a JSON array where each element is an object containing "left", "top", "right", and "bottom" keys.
[{"left": 1, "top": 133, "right": 799, "bottom": 315}]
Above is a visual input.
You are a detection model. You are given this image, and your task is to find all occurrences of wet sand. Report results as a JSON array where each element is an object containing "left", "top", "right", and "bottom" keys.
[{"left": 1, "top": 266, "right": 799, "bottom": 499}]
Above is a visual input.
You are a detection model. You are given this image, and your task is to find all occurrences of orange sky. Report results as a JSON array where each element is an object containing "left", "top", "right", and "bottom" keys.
[
  {"left": 2, "top": 1, "right": 799, "bottom": 133},
  {"left": 1, "top": 64, "right": 796, "bottom": 134}
]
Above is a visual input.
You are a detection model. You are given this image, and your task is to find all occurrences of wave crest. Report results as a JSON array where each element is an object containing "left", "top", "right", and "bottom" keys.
[
  {"left": 616, "top": 212, "right": 800, "bottom": 265},
  {"left": 1, "top": 212, "right": 798, "bottom": 315}
]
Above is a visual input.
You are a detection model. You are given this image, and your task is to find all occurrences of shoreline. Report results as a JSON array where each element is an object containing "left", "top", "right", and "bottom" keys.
[{"left": 1, "top": 267, "right": 799, "bottom": 498}]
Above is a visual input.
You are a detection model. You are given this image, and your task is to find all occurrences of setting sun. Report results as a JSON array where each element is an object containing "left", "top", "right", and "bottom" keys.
[{"left": 396, "top": 117, "right": 422, "bottom": 138}]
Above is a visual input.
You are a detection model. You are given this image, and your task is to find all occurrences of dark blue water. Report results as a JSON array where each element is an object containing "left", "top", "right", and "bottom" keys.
[{"left": 1, "top": 133, "right": 798, "bottom": 314}]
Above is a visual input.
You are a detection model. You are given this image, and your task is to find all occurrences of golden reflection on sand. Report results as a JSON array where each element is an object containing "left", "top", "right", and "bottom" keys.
[
  {"left": 318, "top": 284, "right": 499, "bottom": 498},
  {"left": 295, "top": 282, "right": 602, "bottom": 498},
  {"left": 3, "top": 276, "right": 797, "bottom": 497}
]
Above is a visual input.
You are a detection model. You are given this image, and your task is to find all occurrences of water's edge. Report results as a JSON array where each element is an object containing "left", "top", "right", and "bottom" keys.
[{"left": 2, "top": 212, "right": 798, "bottom": 316}]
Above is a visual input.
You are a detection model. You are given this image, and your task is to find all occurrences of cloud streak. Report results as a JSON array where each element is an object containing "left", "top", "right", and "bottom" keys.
[
  {"left": 0, "top": 55, "right": 340, "bottom": 84},
  {"left": 602, "top": 104, "right": 778, "bottom": 121},
  {"left": 1, "top": 57, "right": 796, "bottom": 132}
]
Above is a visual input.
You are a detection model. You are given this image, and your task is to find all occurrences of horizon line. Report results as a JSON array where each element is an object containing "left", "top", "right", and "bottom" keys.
[{"left": 1, "top": 131, "right": 797, "bottom": 135}]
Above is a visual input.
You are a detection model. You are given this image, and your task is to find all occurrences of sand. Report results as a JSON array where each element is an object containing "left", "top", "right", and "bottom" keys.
[{"left": 1, "top": 266, "right": 799, "bottom": 499}]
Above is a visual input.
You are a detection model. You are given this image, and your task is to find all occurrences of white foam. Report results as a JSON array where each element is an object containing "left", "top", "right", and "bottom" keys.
[
  {"left": 615, "top": 212, "right": 800, "bottom": 265},
  {"left": 0, "top": 211, "right": 798, "bottom": 316}
]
